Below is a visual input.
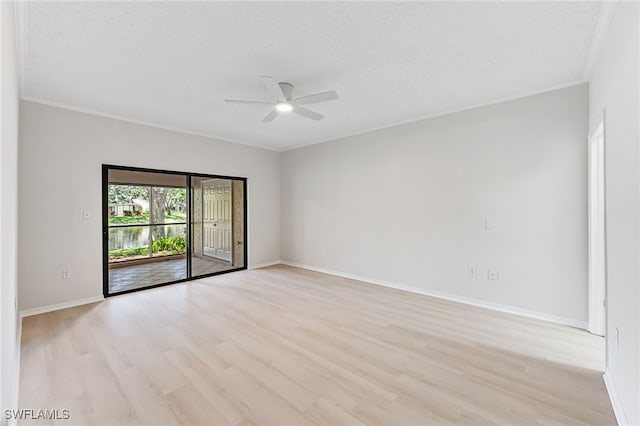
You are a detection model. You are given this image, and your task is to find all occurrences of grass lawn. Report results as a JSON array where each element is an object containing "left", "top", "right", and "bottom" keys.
[
  {"left": 108, "top": 212, "right": 186, "bottom": 225},
  {"left": 109, "top": 247, "right": 149, "bottom": 257}
]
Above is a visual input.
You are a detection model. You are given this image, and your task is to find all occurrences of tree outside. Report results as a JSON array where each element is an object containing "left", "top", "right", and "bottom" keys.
[
  {"left": 107, "top": 185, "right": 187, "bottom": 224},
  {"left": 107, "top": 184, "right": 188, "bottom": 262}
]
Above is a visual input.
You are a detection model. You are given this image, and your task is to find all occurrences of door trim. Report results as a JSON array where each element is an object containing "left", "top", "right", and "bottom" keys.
[{"left": 588, "top": 116, "right": 607, "bottom": 337}]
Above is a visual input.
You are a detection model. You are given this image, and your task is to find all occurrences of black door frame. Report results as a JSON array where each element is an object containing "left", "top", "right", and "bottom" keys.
[{"left": 102, "top": 164, "right": 248, "bottom": 297}]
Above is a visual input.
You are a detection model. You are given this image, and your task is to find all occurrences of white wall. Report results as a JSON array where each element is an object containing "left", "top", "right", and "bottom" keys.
[
  {"left": 282, "top": 84, "right": 589, "bottom": 326},
  {"left": 589, "top": 2, "right": 639, "bottom": 424},
  {"left": 18, "top": 101, "right": 281, "bottom": 311},
  {"left": 0, "top": 0, "right": 20, "bottom": 421}
]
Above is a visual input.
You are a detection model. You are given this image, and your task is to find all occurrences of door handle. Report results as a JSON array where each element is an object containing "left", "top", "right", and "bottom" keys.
[{"left": 236, "top": 241, "right": 242, "bottom": 245}]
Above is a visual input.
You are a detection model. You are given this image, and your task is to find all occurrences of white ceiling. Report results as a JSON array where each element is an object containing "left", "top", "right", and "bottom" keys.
[{"left": 18, "top": 1, "right": 603, "bottom": 151}]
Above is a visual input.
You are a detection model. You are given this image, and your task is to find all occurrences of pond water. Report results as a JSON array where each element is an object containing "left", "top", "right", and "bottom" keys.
[{"left": 109, "top": 224, "right": 186, "bottom": 250}]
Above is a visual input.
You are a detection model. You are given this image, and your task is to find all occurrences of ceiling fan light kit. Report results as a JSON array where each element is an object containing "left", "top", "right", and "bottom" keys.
[
  {"left": 275, "top": 102, "right": 293, "bottom": 112},
  {"left": 225, "top": 76, "right": 338, "bottom": 122}
]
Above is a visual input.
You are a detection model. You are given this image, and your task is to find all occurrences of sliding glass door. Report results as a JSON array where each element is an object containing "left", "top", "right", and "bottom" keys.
[{"left": 103, "top": 166, "right": 247, "bottom": 296}]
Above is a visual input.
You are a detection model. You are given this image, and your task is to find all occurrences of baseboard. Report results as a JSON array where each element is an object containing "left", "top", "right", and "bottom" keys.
[
  {"left": 249, "top": 260, "right": 282, "bottom": 270},
  {"left": 19, "top": 295, "right": 104, "bottom": 318},
  {"left": 281, "top": 261, "right": 588, "bottom": 330},
  {"left": 604, "top": 369, "right": 629, "bottom": 425}
]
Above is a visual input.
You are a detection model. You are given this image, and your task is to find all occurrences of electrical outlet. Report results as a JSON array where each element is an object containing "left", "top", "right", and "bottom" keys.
[
  {"left": 468, "top": 267, "right": 477, "bottom": 278},
  {"left": 62, "top": 269, "right": 71, "bottom": 279},
  {"left": 485, "top": 219, "right": 495, "bottom": 230},
  {"left": 488, "top": 270, "right": 499, "bottom": 280}
]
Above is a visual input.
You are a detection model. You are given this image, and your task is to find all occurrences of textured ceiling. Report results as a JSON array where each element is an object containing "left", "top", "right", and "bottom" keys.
[{"left": 18, "top": 2, "right": 603, "bottom": 151}]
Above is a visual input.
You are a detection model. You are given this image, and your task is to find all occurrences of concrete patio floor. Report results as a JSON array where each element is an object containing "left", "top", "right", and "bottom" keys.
[{"left": 109, "top": 256, "right": 235, "bottom": 293}]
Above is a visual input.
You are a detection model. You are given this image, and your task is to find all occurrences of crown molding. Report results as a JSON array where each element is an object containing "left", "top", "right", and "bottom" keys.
[
  {"left": 21, "top": 96, "right": 281, "bottom": 152},
  {"left": 283, "top": 79, "right": 587, "bottom": 152},
  {"left": 582, "top": 1, "right": 617, "bottom": 81}
]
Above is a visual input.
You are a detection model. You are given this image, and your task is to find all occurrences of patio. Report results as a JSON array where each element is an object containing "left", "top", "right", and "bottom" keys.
[{"left": 109, "top": 256, "right": 234, "bottom": 293}]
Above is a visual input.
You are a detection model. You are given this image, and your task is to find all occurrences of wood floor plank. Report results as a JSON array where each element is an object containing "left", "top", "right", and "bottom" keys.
[{"left": 19, "top": 265, "right": 615, "bottom": 425}]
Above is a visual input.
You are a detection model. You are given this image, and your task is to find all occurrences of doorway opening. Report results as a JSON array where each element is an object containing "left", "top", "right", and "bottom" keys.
[
  {"left": 103, "top": 165, "right": 247, "bottom": 296},
  {"left": 588, "top": 119, "right": 606, "bottom": 337}
]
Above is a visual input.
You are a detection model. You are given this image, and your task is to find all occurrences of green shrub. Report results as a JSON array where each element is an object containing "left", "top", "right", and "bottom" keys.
[
  {"left": 108, "top": 236, "right": 185, "bottom": 260},
  {"left": 152, "top": 236, "right": 186, "bottom": 254}
]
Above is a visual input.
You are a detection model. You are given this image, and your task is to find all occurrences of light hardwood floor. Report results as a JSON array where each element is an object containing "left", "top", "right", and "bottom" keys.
[{"left": 19, "top": 265, "right": 615, "bottom": 425}]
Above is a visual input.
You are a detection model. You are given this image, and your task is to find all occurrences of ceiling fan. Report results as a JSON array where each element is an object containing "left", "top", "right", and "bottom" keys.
[{"left": 225, "top": 76, "right": 338, "bottom": 122}]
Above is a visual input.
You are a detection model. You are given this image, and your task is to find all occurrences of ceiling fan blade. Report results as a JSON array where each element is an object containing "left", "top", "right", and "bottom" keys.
[
  {"left": 225, "top": 99, "right": 274, "bottom": 105},
  {"left": 291, "top": 91, "right": 338, "bottom": 106},
  {"left": 279, "top": 82, "right": 294, "bottom": 101},
  {"left": 260, "top": 76, "right": 287, "bottom": 102},
  {"left": 262, "top": 109, "right": 279, "bottom": 122},
  {"left": 294, "top": 106, "right": 324, "bottom": 121}
]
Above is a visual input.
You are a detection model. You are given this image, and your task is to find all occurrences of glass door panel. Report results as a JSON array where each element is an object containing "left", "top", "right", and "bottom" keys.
[
  {"left": 106, "top": 169, "right": 187, "bottom": 294},
  {"left": 190, "top": 176, "right": 246, "bottom": 277}
]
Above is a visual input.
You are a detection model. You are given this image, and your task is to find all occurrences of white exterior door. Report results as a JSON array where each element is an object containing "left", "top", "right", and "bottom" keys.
[{"left": 202, "top": 179, "right": 232, "bottom": 262}]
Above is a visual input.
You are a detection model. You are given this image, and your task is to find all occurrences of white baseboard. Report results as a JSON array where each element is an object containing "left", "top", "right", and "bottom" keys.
[
  {"left": 19, "top": 295, "right": 104, "bottom": 318},
  {"left": 281, "top": 261, "right": 588, "bottom": 330},
  {"left": 604, "top": 369, "right": 629, "bottom": 426},
  {"left": 249, "top": 260, "right": 282, "bottom": 270}
]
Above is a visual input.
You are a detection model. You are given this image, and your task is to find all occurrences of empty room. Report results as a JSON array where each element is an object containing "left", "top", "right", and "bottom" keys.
[{"left": 0, "top": 1, "right": 638, "bottom": 425}]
